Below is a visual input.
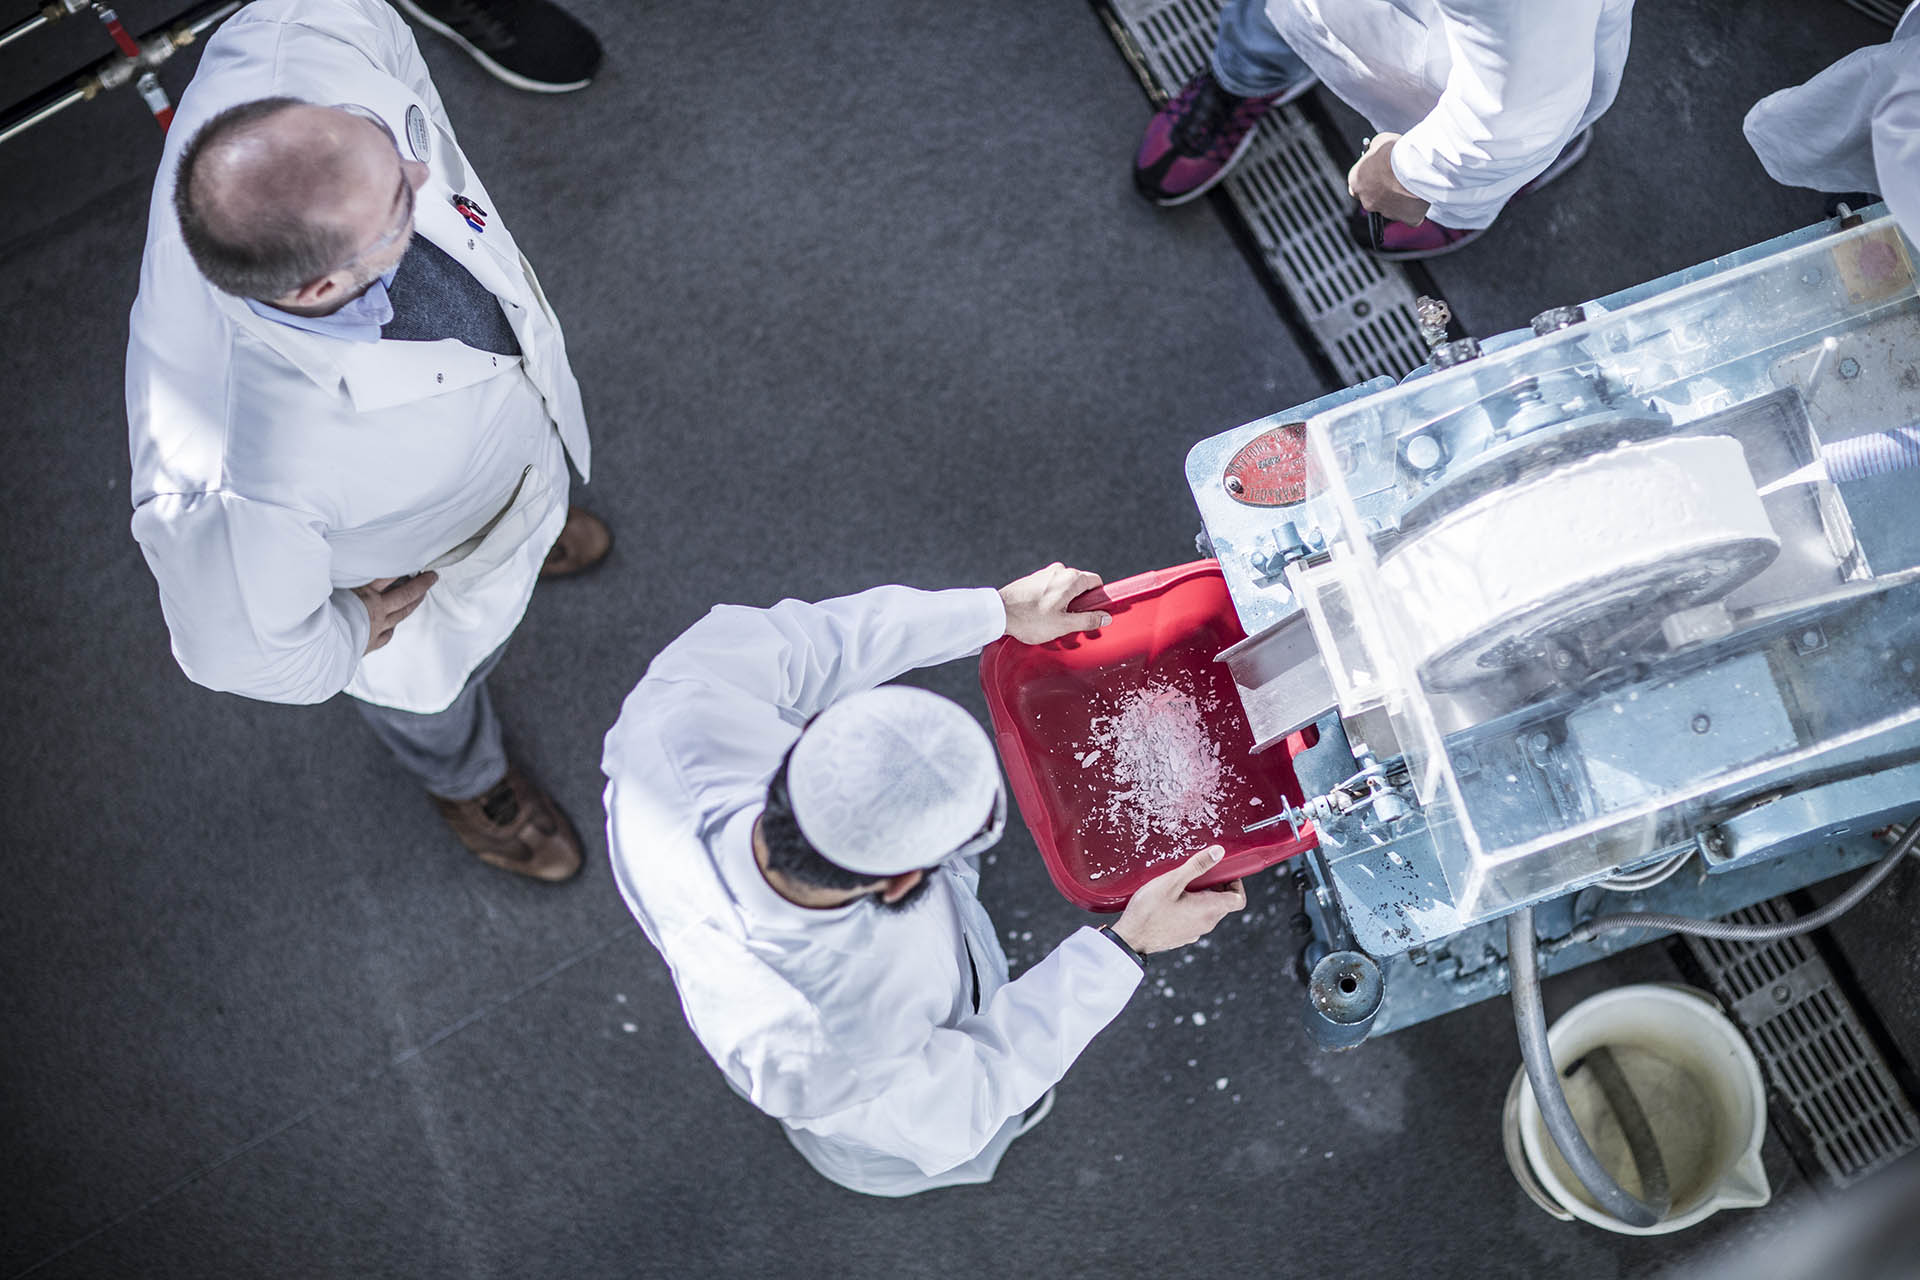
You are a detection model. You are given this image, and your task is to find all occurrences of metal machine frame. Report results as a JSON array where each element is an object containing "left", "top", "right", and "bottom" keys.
[{"left": 1187, "top": 206, "right": 1920, "bottom": 1049}]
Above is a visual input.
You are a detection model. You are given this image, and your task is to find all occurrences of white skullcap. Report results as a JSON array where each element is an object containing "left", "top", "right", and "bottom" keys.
[{"left": 789, "top": 686, "right": 1005, "bottom": 877}]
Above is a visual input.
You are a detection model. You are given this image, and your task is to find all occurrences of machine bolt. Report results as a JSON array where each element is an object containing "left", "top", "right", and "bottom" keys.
[
  {"left": 1430, "top": 338, "right": 1481, "bottom": 370},
  {"left": 1838, "top": 356, "right": 1861, "bottom": 379},
  {"left": 1772, "top": 983, "right": 1792, "bottom": 1005},
  {"left": 1528, "top": 731, "right": 1552, "bottom": 753},
  {"left": 1225, "top": 475, "right": 1245, "bottom": 494},
  {"left": 1529, "top": 305, "right": 1587, "bottom": 337},
  {"left": 1289, "top": 912, "right": 1314, "bottom": 938},
  {"left": 1354, "top": 300, "right": 1372, "bottom": 318},
  {"left": 1691, "top": 714, "right": 1712, "bottom": 734},
  {"left": 1404, "top": 435, "right": 1442, "bottom": 470},
  {"left": 1551, "top": 648, "right": 1574, "bottom": 670}
]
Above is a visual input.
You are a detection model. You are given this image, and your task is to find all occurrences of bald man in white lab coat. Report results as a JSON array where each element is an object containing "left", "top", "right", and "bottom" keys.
[
  {"left": 127, "top": 0, "right": 608, "bottom": 880},
  {"left": 602, "top": 564, "right": 1247, "bottom": 1196}
]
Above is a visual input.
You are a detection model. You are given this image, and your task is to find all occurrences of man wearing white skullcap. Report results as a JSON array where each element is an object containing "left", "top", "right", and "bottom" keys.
[{"left": 600, "top": 564, "right": 1246, "bottom": 1196}]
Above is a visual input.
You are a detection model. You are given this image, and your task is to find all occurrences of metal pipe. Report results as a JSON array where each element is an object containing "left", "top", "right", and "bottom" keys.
[
  {"left": 0, "top": 82, "right": 87, "bottom": 146},
  {"left": 0, "top": 0, "right": 87, "bottom": 52},
  {"left": 174, "top": 0, "right": 238, "bottom": 40},
  {"left": 0, "top": 9, "right": 52, "bottom": 51},
  {"left": 1509, "top": 906, "right": 1668, "bottom": 1228},
  {"left": 0, "top": 0, "right": 239, "bottom": 146}
]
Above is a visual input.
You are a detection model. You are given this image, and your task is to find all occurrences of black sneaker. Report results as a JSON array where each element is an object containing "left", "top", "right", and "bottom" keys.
[{"left": 394, "top": 0, "right": 603, "bottom": 94}]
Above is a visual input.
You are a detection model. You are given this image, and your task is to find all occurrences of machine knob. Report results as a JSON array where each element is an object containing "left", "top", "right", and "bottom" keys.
[
  {"left": 1530, "top": 304, "right": 1587, "bottom": 336},
  {"left": 1246, "top": 522, "right": 1308, "bottom": 579},
  {"left": 1429, "top": 337, "right": 1481, "bottom": 370},
  {"left": 1415, "top": 294, "right": 1454, "bottom": 351}
]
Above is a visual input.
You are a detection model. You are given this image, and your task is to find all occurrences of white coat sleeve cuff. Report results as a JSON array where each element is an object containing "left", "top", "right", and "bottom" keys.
[
  {"left": 1388, "top": 135, "right": 1449, "bottom": 208},
  {"left": 1389, "top": 131, "right": 1506, "bottom": 232},
  {"left": 961, "top": 586, "right": 1008, "bottom": 651},
  {"left": 333, "top": 587, "right": 372, "bottom": 664},
  {"left": 1062, "top": 925, "right": 1148, "bottom": 1001}
]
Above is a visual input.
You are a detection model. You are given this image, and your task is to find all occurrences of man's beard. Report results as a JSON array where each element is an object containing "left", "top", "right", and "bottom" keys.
[{"left": 875, "top": 871, "right": 937, "bottom": 914}]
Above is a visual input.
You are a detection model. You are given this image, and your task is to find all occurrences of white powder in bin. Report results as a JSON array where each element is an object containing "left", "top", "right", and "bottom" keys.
[{"left": 1080, "top": 678, "right": 1234, "bottom": 859}]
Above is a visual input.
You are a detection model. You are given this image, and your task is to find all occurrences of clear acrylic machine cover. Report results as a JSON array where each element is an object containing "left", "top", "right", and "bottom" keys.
[{"left": 1293, "top": 215, "right": 1920, "bottom": 923}]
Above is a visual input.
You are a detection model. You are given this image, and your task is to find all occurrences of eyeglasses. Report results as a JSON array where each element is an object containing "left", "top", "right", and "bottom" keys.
[{"left": 318, "top": 103, "right": 417, "bottom": 278}]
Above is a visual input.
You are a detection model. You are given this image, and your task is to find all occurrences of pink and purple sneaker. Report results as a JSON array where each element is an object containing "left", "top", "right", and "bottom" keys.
[
  {"left": 1347, "top": 129, "right": 1593, "bottom": 261},
  {"left": 1348, "top": 209, "right": 1484, "bottom": 260},
  {"left": 1133, "top": 69, "right": 1316, "bottom": 207}
]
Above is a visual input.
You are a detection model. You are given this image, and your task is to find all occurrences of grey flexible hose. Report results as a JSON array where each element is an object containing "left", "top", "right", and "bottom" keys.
[
  {"left": 1824, "top": 425, "right": 1920, "bottom": 484},
  {"left": 1569, "top": 821, "right": 1920, "bottom": 944},
  {"left": 1509, "top": 906, "right": 1668, "bottom": 1228}
]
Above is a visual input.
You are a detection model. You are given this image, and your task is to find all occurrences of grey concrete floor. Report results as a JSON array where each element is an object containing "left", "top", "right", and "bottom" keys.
[{"left": 1, "top": 1, "right": 1914, "bottom": 1277}]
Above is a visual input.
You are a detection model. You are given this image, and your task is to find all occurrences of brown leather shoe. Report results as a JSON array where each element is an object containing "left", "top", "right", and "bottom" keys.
[
  {"left": 432, "top": 765, "right": 583, "bottom": 882},
  {"left": 540, "top": 506, "right": 611, "bottom": 578}
]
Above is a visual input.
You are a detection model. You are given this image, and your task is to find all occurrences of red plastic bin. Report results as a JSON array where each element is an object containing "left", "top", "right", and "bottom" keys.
[{"left": 980, "top": 560, "right": 1317, "bottom": 913}]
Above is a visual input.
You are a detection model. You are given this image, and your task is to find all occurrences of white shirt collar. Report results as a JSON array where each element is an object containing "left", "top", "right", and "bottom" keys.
[
  {"left": 244, "top": 268, "right": 397, "bottom": 344},
  {"left": 715, "top": 808, "right": 862, "bottom": 931}
]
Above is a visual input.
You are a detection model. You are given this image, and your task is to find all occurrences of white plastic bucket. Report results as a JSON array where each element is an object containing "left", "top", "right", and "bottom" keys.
[{"left": 1501, "top": 984, "right": 1771, "bottom": 1235}]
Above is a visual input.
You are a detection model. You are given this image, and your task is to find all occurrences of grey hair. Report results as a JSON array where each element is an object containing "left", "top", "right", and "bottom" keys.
[{"left": 173, "top": 97, "right": 359, "bottom": 301}]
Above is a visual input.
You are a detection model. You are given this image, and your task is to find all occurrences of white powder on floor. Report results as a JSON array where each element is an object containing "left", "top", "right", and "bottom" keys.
[{"left": 1082, "top": 678, "right": 1231, "bottom": 856}]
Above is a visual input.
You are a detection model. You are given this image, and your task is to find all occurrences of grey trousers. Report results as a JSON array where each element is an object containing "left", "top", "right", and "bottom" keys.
[{"left": 351, "top": 643, "right": 510, "bottom": 801}]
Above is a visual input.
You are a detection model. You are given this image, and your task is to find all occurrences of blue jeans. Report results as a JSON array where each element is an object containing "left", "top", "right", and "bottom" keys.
[{"left": 1211, "top": 0, "right": 1311, "bottom": 98}]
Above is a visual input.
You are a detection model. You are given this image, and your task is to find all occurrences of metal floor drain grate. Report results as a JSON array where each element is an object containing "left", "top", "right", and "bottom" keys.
[
  {"left": 1104, "top": 0, "right": 1431, "bottom": 383},
  {"left": 1686, "top": 897, "right": 1920, "bottom": 1188}
]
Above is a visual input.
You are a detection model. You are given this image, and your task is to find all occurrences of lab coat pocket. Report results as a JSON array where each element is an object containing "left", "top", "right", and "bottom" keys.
[{"left": 422, "top": 465, "right": 553, "bottom": 590}]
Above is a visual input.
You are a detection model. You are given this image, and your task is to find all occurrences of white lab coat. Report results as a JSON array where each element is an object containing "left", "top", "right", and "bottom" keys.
[
  {"left": 1744, "top": 4, "right": 1920, "bottom": 238},
  {"left": 1265, "top": 0, "right": 1635, "bottom": 229},
  {"left": 601, "top": 585, "right": 1144, "bottom": 1196},
  {"left": 126, "top": 0, "right": 591, "bottom": 713}
]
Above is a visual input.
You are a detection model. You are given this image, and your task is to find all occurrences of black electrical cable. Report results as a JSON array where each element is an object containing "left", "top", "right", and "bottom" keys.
[{"left": 1569, "top": 821, "right": 1920, "bottom": 945}]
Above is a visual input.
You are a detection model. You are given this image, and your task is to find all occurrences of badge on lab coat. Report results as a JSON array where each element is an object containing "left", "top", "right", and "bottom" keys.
[{"left": 405, "top": 103, "right": 430, "bottom": 161}]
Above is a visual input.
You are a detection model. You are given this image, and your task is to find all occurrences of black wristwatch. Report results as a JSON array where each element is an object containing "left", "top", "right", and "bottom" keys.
[{"left": 1100, "top": 924, "right": 1146, "bottom": 968}]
